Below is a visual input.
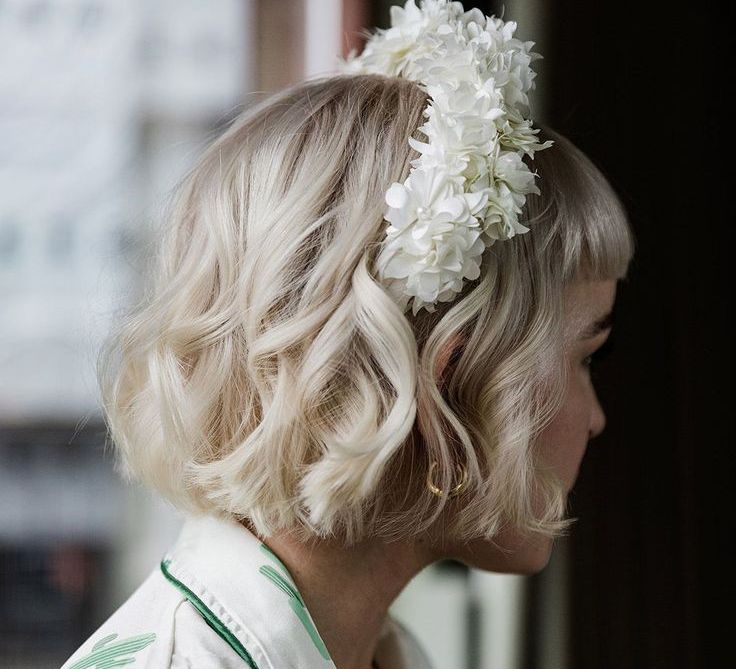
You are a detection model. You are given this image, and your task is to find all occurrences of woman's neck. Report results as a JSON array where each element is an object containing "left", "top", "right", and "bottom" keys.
[{"left": 241, "top": 519, "right": 433, "bottom": 669}]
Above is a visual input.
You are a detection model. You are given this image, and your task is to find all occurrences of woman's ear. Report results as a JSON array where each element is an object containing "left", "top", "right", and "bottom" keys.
[{"left": 433, "top": 331, "right": 467, "bottom": 392}]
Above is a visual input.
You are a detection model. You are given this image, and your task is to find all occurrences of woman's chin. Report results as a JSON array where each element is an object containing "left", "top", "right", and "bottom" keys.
[{"left": 448, "top": 534, "right": 555, "bottom": 575}]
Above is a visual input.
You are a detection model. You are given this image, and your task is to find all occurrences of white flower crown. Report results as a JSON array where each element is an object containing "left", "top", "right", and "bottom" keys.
[{"left": 337, "top": 0, "right": 552, "bottom": 316}]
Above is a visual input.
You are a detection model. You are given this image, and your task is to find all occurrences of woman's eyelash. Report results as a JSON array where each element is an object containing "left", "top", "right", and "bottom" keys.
[
  {"left": 584, "top": 337, "right": 616, "bottom": 368},
  {"left": 595, "top": 336, "right": 616, "bottom": 359}
]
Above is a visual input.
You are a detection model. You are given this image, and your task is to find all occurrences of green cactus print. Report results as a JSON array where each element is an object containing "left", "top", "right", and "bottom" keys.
[
  {"left": 258, "top": 543, "right": 332, "bottom": 661},
  {"left": 67, "top": 631, "right": 156, "bottom": 668}
]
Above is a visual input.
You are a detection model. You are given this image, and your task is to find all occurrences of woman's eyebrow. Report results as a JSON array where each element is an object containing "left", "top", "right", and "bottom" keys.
[{"left": 579, "top": 310, "right": 615, "bottom": 340}]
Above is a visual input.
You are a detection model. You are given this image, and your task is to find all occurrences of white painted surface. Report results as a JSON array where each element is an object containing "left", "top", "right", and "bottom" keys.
[
  {"left": 473, "top": 569, "right": 526, "bottom": 669},
  {"left": 304, "top": 0, "right": 343, "bottom": 79},
  {"left": 0, "top": 0, "right": 253, "bottom": 422},
  {"left": 391, "top": 562, "right": 468, "bottom": 668}
]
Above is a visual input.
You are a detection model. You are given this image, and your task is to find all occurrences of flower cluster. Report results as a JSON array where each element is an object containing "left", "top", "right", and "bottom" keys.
[{"left": 338, "top": 0, "right": 552, "bottom": 315}]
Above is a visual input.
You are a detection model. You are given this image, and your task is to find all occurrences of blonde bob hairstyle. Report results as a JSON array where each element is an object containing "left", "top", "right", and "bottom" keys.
[{"left": 98, "top": 73, "right": 635, "bottom": 547}]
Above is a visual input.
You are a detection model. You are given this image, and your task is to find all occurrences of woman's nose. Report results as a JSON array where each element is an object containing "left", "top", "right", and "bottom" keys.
[{"left": 589, "top": 393, "right": 607, "bottom": 440}]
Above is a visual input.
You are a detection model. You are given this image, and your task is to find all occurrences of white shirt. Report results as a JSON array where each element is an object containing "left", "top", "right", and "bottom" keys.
[{"left": 60, "top": 513, "right": 435, "bottom": 669}]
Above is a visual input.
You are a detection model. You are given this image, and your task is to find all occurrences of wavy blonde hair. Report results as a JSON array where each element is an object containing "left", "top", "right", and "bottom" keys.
[{"left": 97, "top": 73, "right": 635, "bottom": 546}]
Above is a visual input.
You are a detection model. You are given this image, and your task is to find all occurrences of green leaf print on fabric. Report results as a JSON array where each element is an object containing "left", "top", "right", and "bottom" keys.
[
  {"left": 68, "top": 631, "right": 156, "bottom": 668},
  {"left": 258, "top": 542, "right": 332, "bottom": 661}
]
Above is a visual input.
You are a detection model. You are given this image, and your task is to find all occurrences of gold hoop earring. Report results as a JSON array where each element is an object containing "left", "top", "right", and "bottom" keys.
[{"left": 426, "top": 460, "right": 468, "bottom": 498}]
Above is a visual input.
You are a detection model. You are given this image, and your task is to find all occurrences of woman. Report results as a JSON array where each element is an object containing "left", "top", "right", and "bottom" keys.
[{"left": 62, "top": 2, "right": 634, "bottom": 668}]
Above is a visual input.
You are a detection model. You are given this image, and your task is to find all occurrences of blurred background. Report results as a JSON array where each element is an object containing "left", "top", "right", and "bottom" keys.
[{"left": 0, "top": 1, "right": 732, "bottom": 668}]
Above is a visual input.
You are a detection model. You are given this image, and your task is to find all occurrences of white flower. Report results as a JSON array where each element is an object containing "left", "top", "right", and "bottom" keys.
[
  {"left": 340, "top": 1, "right": 459, "bottom": 78},
  {"left": 377, "top": 166, "right": 488, "bottom": 315},
  {"left": 337, "top": 0, "right": 552, "bottom": 314},
  {"left": 407, "top": 83, "right": 503, "bottom": 179}
]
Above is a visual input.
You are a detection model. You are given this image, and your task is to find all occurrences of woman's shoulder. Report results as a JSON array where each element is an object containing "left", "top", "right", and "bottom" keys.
[
  {"left": 58, "top": 564, "right": 240, "bottom": 669},
  {"left": 59, "top": 565, "right": 176, "bottom": 667}
]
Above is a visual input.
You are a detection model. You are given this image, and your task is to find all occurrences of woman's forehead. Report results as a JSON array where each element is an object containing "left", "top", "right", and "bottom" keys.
[{"left": 563, "top": 279, "right": 617, "bottom": 340}]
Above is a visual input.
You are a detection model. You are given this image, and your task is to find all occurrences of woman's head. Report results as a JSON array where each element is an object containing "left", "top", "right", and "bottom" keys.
[
  {"left": 98, "top": 73, "right": 635, "bottom": 557},
  {"left": 429, "top": 276, "right": 618, "bottom": 573}
]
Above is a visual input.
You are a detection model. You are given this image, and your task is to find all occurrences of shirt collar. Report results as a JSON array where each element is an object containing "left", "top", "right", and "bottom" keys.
[{"left": 161, "top": 512, "right": 405, "bottom": 669}]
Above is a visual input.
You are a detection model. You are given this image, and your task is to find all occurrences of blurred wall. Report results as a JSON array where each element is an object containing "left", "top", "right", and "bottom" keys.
[{"left": 1, "top": 1, "right": 253, "bottom": 666}]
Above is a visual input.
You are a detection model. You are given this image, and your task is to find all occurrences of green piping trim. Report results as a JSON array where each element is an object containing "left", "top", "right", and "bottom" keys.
[{"left": 160, "top": 559, "right": 259, "bottom": 669}]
